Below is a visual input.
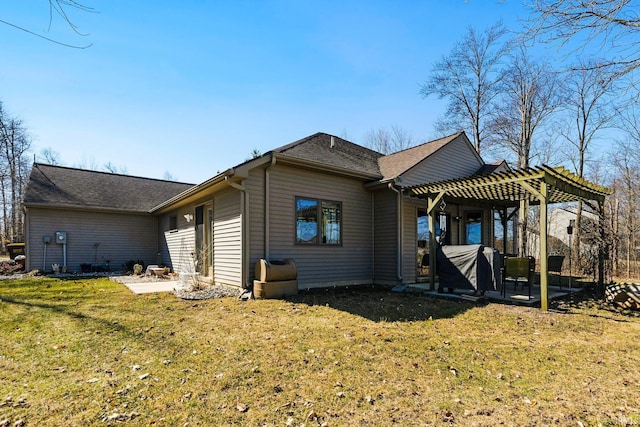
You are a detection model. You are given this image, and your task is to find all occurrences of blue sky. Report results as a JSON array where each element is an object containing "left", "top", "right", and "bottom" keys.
[{"left": 3, "top": 1, "right": 532, "bottom": 183}]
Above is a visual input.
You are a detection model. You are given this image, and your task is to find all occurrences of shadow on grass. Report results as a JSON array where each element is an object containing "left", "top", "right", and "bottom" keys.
[
  {"left": 550, "top": 282, "right": 640, "bottom": 321},
  {"left": 0, "top": 278, "right": 138, "bottom": 335},
  {"left": 0, "top": 294, "right": 135, "bottom": 333},
  {"left": 287, "top": 285, "right": 478, "bottom": 322}
]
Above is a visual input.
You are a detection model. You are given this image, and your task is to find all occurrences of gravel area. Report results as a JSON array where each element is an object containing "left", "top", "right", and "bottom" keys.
[
  {"left": 173, "top": 284, "right": 241, "bottom": 300},
  {"left": 110, "top": 274, "right": 242, "bottom": 300}
]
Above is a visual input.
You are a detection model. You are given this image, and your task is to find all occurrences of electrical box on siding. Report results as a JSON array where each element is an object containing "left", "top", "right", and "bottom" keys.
[{"left": 55, "top": 231, "right": 67, "bottom": 244}]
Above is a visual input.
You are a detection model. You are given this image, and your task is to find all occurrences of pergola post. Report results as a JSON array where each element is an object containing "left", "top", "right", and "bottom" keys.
[
  {"left": 597, "top": 198, "right": 606, "bottom": 296},
  {"left": 427, "top": 192, "right": 445, "bottom": 291},
  {"left": 539, "top": 182, "right": 549, "bottom": 311}
]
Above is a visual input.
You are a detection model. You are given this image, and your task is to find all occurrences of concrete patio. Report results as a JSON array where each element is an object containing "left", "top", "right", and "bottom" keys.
[{"left": 405, "top": 282, "right": 582, "bottom": 307}]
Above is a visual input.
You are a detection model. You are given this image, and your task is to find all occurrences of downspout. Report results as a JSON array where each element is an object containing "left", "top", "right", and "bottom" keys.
[
  {"left": 264, "top": 155, "right": 276, "bottom": 260},
  {"left": 24, "top": 207, "right": 30, "bottom": 271},
  {"left": 371, "top": 192, "right": 375, "bottom": 284},
  {"left": 225, "top": 176, "right": 250, "bottom": 288},
  {"left": 388, "top": 181, "right": 403, "bottom": 282}
]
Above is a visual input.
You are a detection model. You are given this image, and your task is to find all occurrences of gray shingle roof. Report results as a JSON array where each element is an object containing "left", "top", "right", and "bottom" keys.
[
  {"left": 24, "top": 163, "right": 195, "bottom": 213},
  {"left": 272, "top": 132, "right": 383, "bottom": 177}
]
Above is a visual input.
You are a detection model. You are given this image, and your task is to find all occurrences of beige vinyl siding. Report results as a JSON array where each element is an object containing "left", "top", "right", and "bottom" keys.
[
  {"left": 401, "top": 136, "right": 483, "bottom": 187},
  {"left": 159, "top": 207, "right": 196, "bottom": 273},
  {"left": 25, "top": 207, "right": 158, "bottom": 272},
  {"left": 267, "top": 165, "right": 373, "bottom": 288},
  {"left": 213, "top": 189, "right": 242, "bottom": 287},
  {"left": 372, "top": 189, "right": 398, "bottom": 284},
  {"left": 247, "top": 168, "right": 265, "bottom": 282}
]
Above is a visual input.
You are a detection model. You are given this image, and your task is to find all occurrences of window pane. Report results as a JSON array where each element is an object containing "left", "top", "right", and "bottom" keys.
[
  {"left": 417, "top": 209, "right": 428, "bottom": 248},
  {"left": 466, "top": 212, "right": 482, "bottom": 244},
  {"left": 322, "top": 201, "right": 341, "bottom": 245},
  {"left": 296, "top": 198, "right": 318, "bottom": 244}
]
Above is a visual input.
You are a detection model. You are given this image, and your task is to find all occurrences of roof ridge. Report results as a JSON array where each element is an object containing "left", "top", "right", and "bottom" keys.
[
  {"left": 383, "top": 131, "right": 463, "bottom": 157},
  {"left": 33, "top": 162, "right": 195, "bottom": 185},
  {"left": 272, "top": 132, "right": 384, "bottom": 156}
]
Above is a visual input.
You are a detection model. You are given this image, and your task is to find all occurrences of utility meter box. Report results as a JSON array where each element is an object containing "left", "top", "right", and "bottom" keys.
[
  {"left": 43, "top": 236, "right": 51, "bottom": 244},
  {"left": 55, "top": 231, "right": 67, "bottom": 244}
]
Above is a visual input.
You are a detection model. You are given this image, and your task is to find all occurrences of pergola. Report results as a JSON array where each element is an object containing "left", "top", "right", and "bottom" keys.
[{"left": 407, "top": 165, "right": 611, "bottom": 311}]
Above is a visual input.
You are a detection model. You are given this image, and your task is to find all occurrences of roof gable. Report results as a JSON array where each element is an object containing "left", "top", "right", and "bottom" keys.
[
  {"left": 475, "top": 160, "right": 511, "bottom": 176},
  {"left": 378, "top": 132, "right": 483, "bottom": 183},
  {"left": 272, "top": 132, "right": 383, "bottom": 177},
  {"left": 24, "top": 163, "right": 195, "bottom": 213}
]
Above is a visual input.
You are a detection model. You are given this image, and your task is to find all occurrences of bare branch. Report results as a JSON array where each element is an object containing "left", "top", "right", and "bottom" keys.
[
  {"left": 525, "top": 0, "right": 640, "bottom": 85},
  {"left": 0, "top": 0, "right": 96, "bottom": 49}
]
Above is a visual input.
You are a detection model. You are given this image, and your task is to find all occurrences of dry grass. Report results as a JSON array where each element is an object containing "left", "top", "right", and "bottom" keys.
[{"left": 1, "top": 277, "right": 639, "bottom": 426}]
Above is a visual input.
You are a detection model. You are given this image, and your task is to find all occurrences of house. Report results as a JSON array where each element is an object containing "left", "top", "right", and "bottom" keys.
[
  {"left": 23, "top": 131, "right": 507, "bottom": 288},
  {"left": 23, "top": 165, "right": 194, "bottom": 272}
]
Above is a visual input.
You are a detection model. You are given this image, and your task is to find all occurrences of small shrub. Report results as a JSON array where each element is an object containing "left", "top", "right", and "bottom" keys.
[
  {"left": 133, "top": 263, "right": 143, "bottom": 275},
  {"left": 125, "top": 259, "right": 146, "bottom": 273}
]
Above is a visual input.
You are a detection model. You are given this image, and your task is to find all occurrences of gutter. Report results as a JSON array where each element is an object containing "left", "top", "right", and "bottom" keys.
[
  {"left": 388, "top": 181, "right": 403, "bottom": 282},
  {"left": 225, "top": 176, "right": 250, "bottom": 289},
  {"left": 150, "top": 168, "right": 235, "bottom": 213}
]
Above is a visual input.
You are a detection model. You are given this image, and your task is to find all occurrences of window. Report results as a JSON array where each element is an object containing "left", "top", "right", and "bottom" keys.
[
  {"left": 417, "top": 209, "right": 450, "bottom": 247},
  {"left": 322, "top": 201, "right": 341, "bottom": 244},
  {"left": 465, "top": 212, "right": 482, "bottom": 244},
  {"left": 169, "top": 215, "right": 177, "bottom": 231},
  {"left": 296, "top": 197, "right": 342, "bottom": 245}
]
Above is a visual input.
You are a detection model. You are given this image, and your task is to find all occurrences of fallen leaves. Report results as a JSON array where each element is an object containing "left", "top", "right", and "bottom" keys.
[
  {"left": 0, "top": 397, "right": 27, "bottom": 409},
  {"left": 101, "top": 412, "right": 139, "bottom": 422}
]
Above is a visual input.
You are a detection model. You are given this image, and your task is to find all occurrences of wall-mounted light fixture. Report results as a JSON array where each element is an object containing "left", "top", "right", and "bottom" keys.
[{"left": 184, "top": 213, "right": 194, "bottom": 222}]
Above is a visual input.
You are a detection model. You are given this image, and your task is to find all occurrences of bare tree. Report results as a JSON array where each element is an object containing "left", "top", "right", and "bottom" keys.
[
  {"left": 491, "top": 48, "right": 562, "bottom": 169},
  {"left": 488, "top": 49, "right": 562, "bottom": 256},
  {"left": 558, "top": 62, "right": 616, "bottom": 273},
  {"left": 74, "top": 155, "right": 99, "bottom": 171},
  {"left": 526, "top": 0, "right": 640, "bottom": 85},
  {"left": 610, "top": 139, "right": 640, "bottom": 278},
  {"left": 421, "top": 22, "right": 511, "bottom": 155},
  {"left": 103, "top": 162, "right": 128, "bottom": 174},
  {"left": 0, "top": 102, "right": 31, "bottom": 245},
  {"left": 364, "top": 125, "right": 415, "bottom": 154},
  {"left": 39, "top": 147, "right": 61, "bottom": 165}
]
